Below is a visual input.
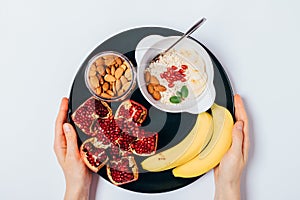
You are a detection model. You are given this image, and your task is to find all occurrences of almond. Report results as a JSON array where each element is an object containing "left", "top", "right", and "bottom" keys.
[
  {"left": 90, "top": 64, "right": 97, "bottom": 71},
  {"left": 144, "top": 71, "right": 151, "bottom": 83},
  {"left": 114, "top": 67, "right": 124, "bottom": 79},
  {"left": 100, "top": 92, "right": 112, "bottom": 99},
  {"left": 154, "top": 85, "right": 167, "bottom": 92},
  {"left": 104, "top": 57, "right": 115, "bottom": 66},
  {"left": 89, "top": 76, "right": 99, "bottom": 88},
  {"left": 106, "top": 67, "right": 111, "bottom": 75},
  {"left": 111, "top": 66, "right": 115, "bottom": 76},
  {"left": 124, "top": 68, "right": 132, "bottom": 80},
  {"left": 104, "top": 74, "right": 116, "bottom": 82},
  {"left": 95, "top": 58, "right": 104, "bottom": 67},
  {"left": 118, "top": 89, "right": 125, "bottom": 96},
  {"left": 95, "top": 87, "right": 102, "bottom": 95},
  {"left": 152, "top": 91, "right": 161, "bottom": 100},
  {"left": 120, "top": 64, "right": 127, "bottom": 71},
  {"left": 106, "top": 90, "right": 114, "bottom": 97},
  {"left": 122, "top": 82, "right": 131, "bottom": 92},
  {"left": 89, "top": 69, "right": 97, "bottom": 77},
  {"left": 112, "top": 82, "right": 117, "bottom": 95},
  {"left": 150, "top": 75, "right": 159, "bottom": 85},
  {"left": 98, "top": 75, "right": 104, "bottom": 85},
  {"left": 147, "top": 84, "right": 154, "bottom": 94},
  {"left": 115, "top": 79, "right": 122, "bottom": 91},
  {"left": 115, "top": 57, "right": 123, "bottom": 65},
  {"left": 96, "top": 65, "right": 105, "bottom": 76},
  {"left": 120, "top": 76, "right": 128, "bottom": 86},
  {"left": 102, "top": 82, "right": 109, "bottom": 91},
  {"left": 103, "top": 55, "right": 114, "bottom": 60},
  {"left": 124, "top": 61, "right": 130, "bottom": 69}
]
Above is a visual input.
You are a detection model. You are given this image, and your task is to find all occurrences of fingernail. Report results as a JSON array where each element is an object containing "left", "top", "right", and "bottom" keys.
[
  {"left": 236, "top": 121, "right": 244, "bottom": 130},
  {"left": 63, "top": 123, "right": 71, "bottom": 133}
]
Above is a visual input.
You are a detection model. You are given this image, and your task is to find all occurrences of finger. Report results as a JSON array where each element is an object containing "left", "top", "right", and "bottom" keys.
[
  {"left": 230, "top": 121, "right": 244, "bottom": 154},
  {"left": 63, "top": 123, "right": 80, "bottom": 159},
  {"left": 234, "top": 94, "right": 250, "bottom": 162},
  {"left": 234, "top": 94, "right": 248, "bottom": 122},
  {"left": 54, "top": 98, "right": 69, "bottom": 161}
]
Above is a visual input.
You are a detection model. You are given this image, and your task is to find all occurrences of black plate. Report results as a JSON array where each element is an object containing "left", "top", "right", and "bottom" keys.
[{"left": 68, "top": 27, "right": 234, "bottom": 193}]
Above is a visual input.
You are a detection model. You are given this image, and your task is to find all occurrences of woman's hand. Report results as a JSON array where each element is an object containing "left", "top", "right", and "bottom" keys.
[
  {"left": 54, "top": 97, "right": 92, "bottom": 200},
  {"left": 214, "top": 94, "right": 250, "bottom": 200}
]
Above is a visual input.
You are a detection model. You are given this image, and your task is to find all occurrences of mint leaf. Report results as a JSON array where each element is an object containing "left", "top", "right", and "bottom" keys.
[
  {"left": 170, "top": 96, "right": 181, "bottom": 104},
  {"left": 181, "top": 86, "right": 189, "bottom": 98}
]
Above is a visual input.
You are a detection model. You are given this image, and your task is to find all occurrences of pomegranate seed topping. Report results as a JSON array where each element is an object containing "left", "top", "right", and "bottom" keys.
[
  {"left": 168, "top": 83, "right": 175, "bottom": 88},
  {"left": 179, "top": 69, "right": 185, "bottom": 74},
  {"left": 181, "top": 65, "right": 188, "bottom": 70}
]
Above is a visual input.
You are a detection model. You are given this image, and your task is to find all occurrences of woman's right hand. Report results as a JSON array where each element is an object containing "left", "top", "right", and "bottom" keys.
[{"left": 214, "top": 94, "right": 250, "bottom": 200}]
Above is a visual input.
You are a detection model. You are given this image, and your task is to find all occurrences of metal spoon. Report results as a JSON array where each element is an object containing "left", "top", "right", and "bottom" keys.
[{"left": 151, "top": 17, "right": 207, "bottom": 63}]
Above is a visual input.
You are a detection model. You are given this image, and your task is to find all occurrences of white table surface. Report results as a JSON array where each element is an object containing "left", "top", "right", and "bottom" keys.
[{"left": 1, "top": 0, "right": 300, "bottom": 199}]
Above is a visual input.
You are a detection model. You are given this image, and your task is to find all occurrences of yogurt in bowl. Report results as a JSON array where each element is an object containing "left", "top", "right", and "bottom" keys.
[{"left": 135, "top": 35, "right": 216, "bottom": 114}]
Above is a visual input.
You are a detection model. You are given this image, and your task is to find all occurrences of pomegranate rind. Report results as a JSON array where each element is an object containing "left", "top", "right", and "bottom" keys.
[
  {"left": 115, "top": 100, "right": 147, "bottom": 124},
  {"left": 80, "top": 137, "right": 110, "bottom": 173},
  {"left": 71, "top": 97, "right": 113, "bottom": 136},
  {"left": 107, "top": 156, "right": 139, "bottom": 186}
]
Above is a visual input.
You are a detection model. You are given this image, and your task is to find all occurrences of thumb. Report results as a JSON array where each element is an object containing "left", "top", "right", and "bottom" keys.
[
  {"left": 63, "top": 123, "right": 80, "bottom": 158},
  {"left": 230, "top": 121, "right": 244, "bottom": 153}
]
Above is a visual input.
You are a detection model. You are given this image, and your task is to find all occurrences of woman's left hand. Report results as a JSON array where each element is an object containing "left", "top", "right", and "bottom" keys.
[{"left": 54, "top": 97, "right": 92, "bottom": 200}]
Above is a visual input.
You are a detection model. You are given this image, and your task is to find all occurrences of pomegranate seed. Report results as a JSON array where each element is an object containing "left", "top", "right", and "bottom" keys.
[
  {"left": 168, "top": 83, "right": 174, "bottom": 88},
  {"left": 181, "top": 65, "right": 188, "bottom": 70},
  {"left": 179, "top": 69, "right": 185, "bottom": 74},
  {"left": 171, "top": 65, "right": 178, "bottom": 70}
]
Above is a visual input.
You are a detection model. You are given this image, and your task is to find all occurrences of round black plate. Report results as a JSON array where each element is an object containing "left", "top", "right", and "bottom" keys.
[{"left": 68, "top": 27, "right": 234, "bottom": 193}]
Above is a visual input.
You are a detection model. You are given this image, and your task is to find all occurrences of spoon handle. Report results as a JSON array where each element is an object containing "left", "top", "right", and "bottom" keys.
[{"left": 164, "top": 17, "right": 207, "bottom": 53}]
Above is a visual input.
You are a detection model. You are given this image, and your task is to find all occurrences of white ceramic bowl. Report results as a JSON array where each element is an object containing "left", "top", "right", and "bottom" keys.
[{"left": 135, "top": 35, "right": 216, "bottom": 114}]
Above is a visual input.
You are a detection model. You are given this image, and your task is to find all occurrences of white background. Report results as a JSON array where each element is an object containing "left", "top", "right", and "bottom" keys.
[{"left": 1, "top": 0, "right": 300, "bottom": 199}]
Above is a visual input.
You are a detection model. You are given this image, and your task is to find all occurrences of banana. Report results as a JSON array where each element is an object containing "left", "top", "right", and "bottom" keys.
[
  {"left": 141, "top": 112, "right": 213, "bottom": 172},
  {"left": 172, "top": 104, "right": 233, "bottom": 178}
]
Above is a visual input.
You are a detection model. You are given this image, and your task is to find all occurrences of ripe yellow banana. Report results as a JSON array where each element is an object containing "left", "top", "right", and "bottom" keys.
[
  {"left": 172, "top": 104, "right": 233, "bottom": 178},
  {"left": 141, "top": 112, "right": 213, "bottom": 172}
]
